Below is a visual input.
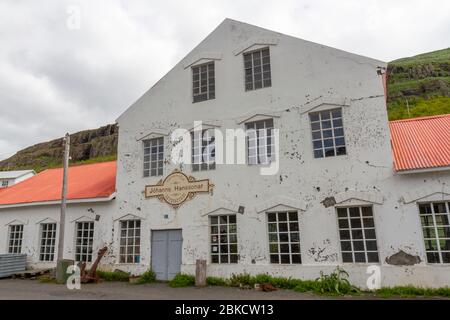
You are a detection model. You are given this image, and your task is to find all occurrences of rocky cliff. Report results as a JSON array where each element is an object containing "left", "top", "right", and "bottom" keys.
[{"left": 0, "top": 124, "right": 118, "bottom": 172}]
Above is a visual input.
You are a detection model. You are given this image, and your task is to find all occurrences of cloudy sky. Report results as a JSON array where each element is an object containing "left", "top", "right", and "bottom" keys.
[{"left": 0, "top": 0, "right": 449, "bottom": 160}]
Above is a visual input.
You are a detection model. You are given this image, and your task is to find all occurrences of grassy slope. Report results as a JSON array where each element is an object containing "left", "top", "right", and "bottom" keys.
[{"left": 387, "top": 48, "right": 450, "bottom": 120}]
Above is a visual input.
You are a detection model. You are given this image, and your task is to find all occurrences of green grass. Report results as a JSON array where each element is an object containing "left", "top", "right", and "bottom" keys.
[
  {"left": 388, "top": 96, "right": 450, "bottom": 120},
  {"left": 135, "top": 268, "right": 156, "bottom": 284},
  {"left": 206, "top": 276, "right": 228, "bottom": 286},
  {"left": 375, "top": 286, "right": 450, "bottom": 298},
  {"left": 168, "top": 273, "right": 195, "bottom": 287},
  {"left": 390, "top": 48, "right": 450, "bottom": 68},
  {"left": 387, "top": 76, "right": 450, "bottom": 97},
  {"left": 96, "top": 270, "right": 130, "bottom": 282}
]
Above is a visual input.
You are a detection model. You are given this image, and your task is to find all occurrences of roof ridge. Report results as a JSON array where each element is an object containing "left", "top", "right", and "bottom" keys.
[{"left": 390, "top": 113, "right": 450, "bottom": 123}]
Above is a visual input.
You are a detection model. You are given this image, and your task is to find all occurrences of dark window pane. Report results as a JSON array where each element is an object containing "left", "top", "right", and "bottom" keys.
[
  {"left": 270, "top": 255, "right": 279, "bottom": 263},
  {"left": 338, "top": 219, "right": 349, "bottom": 229},
  {"left": 337, "top": 208, "right": 348, "bottom": 218},
  {"left": 427, "top": 252, "right": 440, "bottom": 263},
  {"left": 354, "top": 252, "right": 366, "bottom": 263},
  {"left": 342, "top": 252, "right": 353, "bottom": 262},
  {"left": 367, "top": 252, "right": 379, "bottom": 263}
]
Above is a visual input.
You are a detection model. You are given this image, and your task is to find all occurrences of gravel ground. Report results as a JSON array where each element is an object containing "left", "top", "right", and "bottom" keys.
[
  {"left": 0, "top": 278, "right": 448, "bottom": 300},
  {"left": 0, "top": 278, "right": 328, "bottom": 300}
]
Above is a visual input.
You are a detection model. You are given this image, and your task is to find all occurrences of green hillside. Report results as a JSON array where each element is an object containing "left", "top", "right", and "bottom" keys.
[{"left": 387, "top": 48, "right": 450, "bottom": 120}]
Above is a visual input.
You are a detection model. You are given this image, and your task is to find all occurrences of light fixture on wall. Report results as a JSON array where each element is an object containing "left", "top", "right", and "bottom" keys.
[{"left": 238, "top": 206, "right": 245, "bottom": 214}]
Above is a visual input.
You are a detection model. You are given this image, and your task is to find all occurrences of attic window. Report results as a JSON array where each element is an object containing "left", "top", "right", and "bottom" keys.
[
  {"left": 192, "top": 62, "right": 215, "bottom": 103},
  {"left": 243, "top": 48, "right": 271, "bottom": 91}
]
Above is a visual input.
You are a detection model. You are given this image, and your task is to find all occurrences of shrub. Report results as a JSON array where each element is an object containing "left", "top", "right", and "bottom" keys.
[
  {"left": 97, "top": 270, "right": 130, "bottom": 282},
  {"left": 206, "top": 276, "right": 227, "bottom": 286},
  {"left": 229, "top": 273, "right": 254, "bottom": 287},
  {"left": 135, "top": 268, "right": 156, "bottom": 284},
  {"left": 313, "top": 267, "right": 360, "bottom": 296},
  {"left": 169, "top": 273, "right": 195, "bottom": 287}
]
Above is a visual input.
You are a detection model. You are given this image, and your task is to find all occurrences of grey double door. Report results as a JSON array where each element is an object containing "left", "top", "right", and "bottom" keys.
[{"left": 151, "top": 229, "right": 183, "bottom": 280}]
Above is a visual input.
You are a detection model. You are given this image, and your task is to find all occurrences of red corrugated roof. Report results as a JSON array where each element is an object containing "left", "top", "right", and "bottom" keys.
[
  {"left": 0, "top": 161, "right": 116, "bottom": 206},
  {"left": 389, "top": 114, "right": 450, "bottom": 172}
]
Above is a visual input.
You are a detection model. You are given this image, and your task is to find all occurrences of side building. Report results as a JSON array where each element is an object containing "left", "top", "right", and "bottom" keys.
[{"left": 0, "top": 161, "right": 116, "bottom": 268}]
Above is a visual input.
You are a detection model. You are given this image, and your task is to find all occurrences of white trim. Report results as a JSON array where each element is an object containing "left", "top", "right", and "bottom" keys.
[
  {"left": 255, "top": 196, "right": 306, "bottom": 213},
  {"left": 396, "top": 166, "right": 450, "bottom": 175},
  {"left": 403, "top": 186, "right": 450, "bottom": 204},
  {"left": 70, "top": 215, "right": 95, "bottom": 223},
  {"left": 300, "top": 96, "right": 350, "bottom": 115},
  {"left": 187, "top": 121, "right": 222, "bottom": 132},
  {"left": 183, "top": 52, "right": 223, "bottom": 69},
  {"left": 236, "top": 109, "right": 281, "bottom": 125},
  {"left": 113, "top": 213, "right": 145, "bottom": 222},
  {"left": 35, "top": 217, "right": 58, "bottom": 225},
  {"left": 4, "top": 219, "right": 27, "bottom": 226},
  {"left": 136, "top": 129, "right": 169, "bottom": 141},
  {"left": 233, "top": 37, "right": 279, "bottom": 56},
  {"left": 201, "top": 200, "right": 239, "bottom": 217},
  {"left": 0, "top": 193, "right": 116, "bottom": 210},
  {"left": 334, "top": 191, "right": 384, "bottom": 205}
]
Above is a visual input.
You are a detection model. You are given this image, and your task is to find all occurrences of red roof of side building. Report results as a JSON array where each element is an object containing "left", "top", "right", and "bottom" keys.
[
  {"left": 0, "top": 161, "right": 116, "bottom": 207},
  {"left": 389, "top": 114, "right": 450, "bottom": 172}
]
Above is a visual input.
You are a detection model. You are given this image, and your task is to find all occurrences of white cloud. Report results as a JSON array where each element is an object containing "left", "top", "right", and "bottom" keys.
[{"left": 0, "top": 0, "right": 449, "bottom": 160}]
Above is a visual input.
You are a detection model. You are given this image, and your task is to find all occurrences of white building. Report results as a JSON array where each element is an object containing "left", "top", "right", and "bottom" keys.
[
  {"left": 0, "top": 170, "right": 35, "bottom": 188},
  {"left": 0, "top": 19, "right": 449, "bottom": 289},
  {"left": 0, "top": 162, "right": 116, "bottom": 269},
  {"left": 114, "top": 19, "right": 450, "bottom": 287}
]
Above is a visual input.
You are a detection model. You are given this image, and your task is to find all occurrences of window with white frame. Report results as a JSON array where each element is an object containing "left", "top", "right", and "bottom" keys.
[
  {"left": 1, "top": 180, "right": 8, "bottom": 187},
  {"left": 192, "top": 129, "right": 215, "bottom": 171},
  {"left": 337, "top": 206, "right": 379, "bottom": 263},
  {"left": 8, "top": 225, "right": 23, "bottom": 254},
  {"left": 245, "top": 119, "right": 274, "bottom": 165},
  {"left": 243, "top": 48, "right": 271, "bottom": 91},
  {"left": 267, "top": 211, "right": 301, "bottom": 264},
  {"left": 75, "top": 221, "right": 94, "bottom": 262},
  {"left": 309, "top": 108, "right": 346, "bottom": 158},
  {"left": 119, "top": 220, "right": 141, "bottom": 263},
  {"left": 39, "top": 223, "right": 57, "bottom": 261},
  {"left": 192, "top": 62, "right": 215, "bottom": 103},
  {"left": 210, "top": 215, "right": 238, "bottom": 263},
  {"left": 143, "top": 137, "right": 164, "bottom": 177},
  {"left": 419, "top": 202, "right": 450, "bottom": 264}
]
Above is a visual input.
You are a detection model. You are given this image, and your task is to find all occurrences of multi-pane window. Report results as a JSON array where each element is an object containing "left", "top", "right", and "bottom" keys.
[
  {"left": 210, "top": 215, "right": 238, "bottom": 264},
  {"left": 1, "top": 180, "right": 8, "bottom": 187},
  {"left": 143, "top": 137, "right": 164, "bottom": 177},
  {"left": 119, "top": 220, "right": 141, "bottom": 263},
  {"left": 39, "top": 223, "right": 57, "bottom": 262},
  {"left": 244, "top": 48, "right": 271, "bottom": 91},
  {"left": 419, "top": 202, "right": 450, "bottom": 264},
  {"left": 337, "top": 206, "right": 379, "bottom": 263},
  {"left": 246, "top": 119, "right": 274, "bottom": 165},
  {"left": 8, "top": 225, "right": 23, "bottom": 254},
  {"left": 267, "top": 212, "right": 301, "bottom": 264},
  {"left": 309, "top": 108, "right": 346, "bottom": 158},
  {"left": 75, "top": 221, "right": 94, "bottom": 262},
  {"left": 192, "top": 62, "right": 215, "bottom": 103},
  {"left": 192, "top": 129, "right": 215, "bottom": 171}
]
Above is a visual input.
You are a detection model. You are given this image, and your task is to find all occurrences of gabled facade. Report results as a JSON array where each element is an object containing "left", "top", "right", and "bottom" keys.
[{"left": 113, "top": 19, "right": 450, "bottom": 287}]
